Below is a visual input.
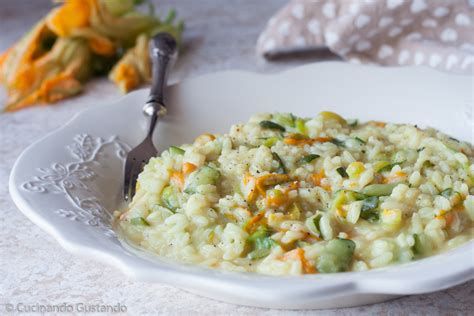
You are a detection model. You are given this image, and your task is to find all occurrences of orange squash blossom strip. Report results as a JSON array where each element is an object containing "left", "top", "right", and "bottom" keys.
[
  {"left": 284, "top": 248, "right": 316, "bottom": 274},
  {"left": 171, "top": 171, "right": 185, "bottom": 190},
  {"left": 182, "top": 162, "right": 197, "bottom": 176}
]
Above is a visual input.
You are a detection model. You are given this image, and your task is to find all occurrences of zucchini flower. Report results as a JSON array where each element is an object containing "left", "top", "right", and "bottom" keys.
[
  {"left": 109, "top": 10, "right": 184, "bottom": 93},
  {"left": 0, "top": 20, "right": 92, "bottom": 112},
  {"left": 0, "top": 0, "right": 183, "bottom": 112}
]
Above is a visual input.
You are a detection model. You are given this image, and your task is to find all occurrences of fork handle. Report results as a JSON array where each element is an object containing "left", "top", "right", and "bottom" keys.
[{"left": 143, "top": 33, "right": 178, "bottom": 136}]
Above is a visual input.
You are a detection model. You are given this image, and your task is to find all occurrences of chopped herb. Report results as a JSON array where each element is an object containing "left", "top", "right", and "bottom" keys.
[
  {"left": 412, "top": 233, "right": 427, "bottom": 256},
  {"left": 130, "top": 217, "right": 149, "bottom": 226},
  {"left": 312, "top": 214, "right": 322, "bottom": 235},
  {"left": 336, "top": 167, "right": 348, "bottom": 178},
  {"left": 272, "top": 152, "right": 286, "bottom": 174},
  {"left": 449, "top": 136, "right": 460, "bottom": 143},
  {"left": 169, "top": 146, "right": 185, "bottom": 155},
  {"left": 361, "top": 209, "right": 379, "bottom": 222},
  {"left": 423, "top": 160, "right": 434, "bottom": 168},
  {"left": 301, "top": 154, "right": 320, "bottom": 163},
  {"left": 259, "top": 120, "right": 286, "bottom": 132},
  {"left": 330, "top": 138, "right": 346, "bottom": 147},
  {"left": 378, "top": 161, "right": 405, "bottom": 173},
  {"left": 354, "top": 136, "right": 366, "bottom": 144},
  {"left": 417, "top": 147, "right": 425, "bottom": 153}
]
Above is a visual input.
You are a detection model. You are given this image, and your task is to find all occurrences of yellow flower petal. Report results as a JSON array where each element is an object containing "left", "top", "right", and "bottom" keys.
[{"left": 46, "top": 0, "right": 94, "bottom": 36}]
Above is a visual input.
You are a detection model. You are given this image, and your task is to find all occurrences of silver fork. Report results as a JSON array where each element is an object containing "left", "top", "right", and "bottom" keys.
[{"left": 123, "top": 33, "right": 178, "bottom": 201}]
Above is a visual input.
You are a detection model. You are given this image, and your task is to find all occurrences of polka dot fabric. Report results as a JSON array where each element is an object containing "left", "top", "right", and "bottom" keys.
[{"left": 257, "top": 0, "right": 474, "bottom": 74}]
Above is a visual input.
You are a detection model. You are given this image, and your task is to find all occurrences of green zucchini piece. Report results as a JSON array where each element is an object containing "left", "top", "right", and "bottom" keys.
[
  {"left": 361, "top": 183, "right": 398, "bottom": 196},
  {"left": 247, "top": 226, "right": 277, "bottom": 260},
  {"left": 360, "top": 196, "right": 379, "bottom": 223},
  {"left": 130, "top": 217, "right": 149, "bottom": 226},
  {"left": 412, "top": 233, "right": 430, "bottom": 256},
  {"left": 378, "top": 161, "right": 405, "bottom": 173},
  {"left": 273, "top": 113, "right": 296, "bottom": 127},
  {"left": 184, "top": 166, "right": 220, "bottom": 194},
  {"left": 317, "top": 238, "right": 356, "bottom": 273},
  {"left": 260, "top": 137, "right": 280, "bottom": 147},
  {"left": 161, "top": 185, "right": 180, "bottom": 211},
  {"left": 169, "top": 146, "right": 185, "bottom": 155}
]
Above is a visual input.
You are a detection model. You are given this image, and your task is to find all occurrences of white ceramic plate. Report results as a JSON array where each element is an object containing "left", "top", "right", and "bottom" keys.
[{"left": 10, "top": 62, "right": 474, "bottom": 309}]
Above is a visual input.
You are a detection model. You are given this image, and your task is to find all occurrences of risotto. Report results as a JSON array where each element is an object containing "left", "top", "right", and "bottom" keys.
[{"left": 117, "top": 112, "right": 474, "bottom": 275}]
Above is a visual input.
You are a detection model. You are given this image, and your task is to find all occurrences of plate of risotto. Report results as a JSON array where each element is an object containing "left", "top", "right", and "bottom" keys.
[{"left": 10, "top": 62, "right": 474, "bottom": 309}]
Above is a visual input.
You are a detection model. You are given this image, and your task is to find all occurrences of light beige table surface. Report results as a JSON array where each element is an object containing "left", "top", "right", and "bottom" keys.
[{"left": 1, "top": 1, "right": 472, "bottom": 315}]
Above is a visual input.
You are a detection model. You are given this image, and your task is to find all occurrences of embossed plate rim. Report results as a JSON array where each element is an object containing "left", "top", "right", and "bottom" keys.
[{"left": 9, "top": 62, "right": 474, "bottom": 309}]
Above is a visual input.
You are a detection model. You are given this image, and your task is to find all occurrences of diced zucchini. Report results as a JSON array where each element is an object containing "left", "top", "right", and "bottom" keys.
[
  {"left": 261, "top": 137, "right": 280, "bottom": 147},
  {"left": 273, "top": 113, "right": 296, "bottom": 127},
  {"left": 361, "top": 183, "right": 398, "bottom": 196},
  {"left": 161, "top": 185, "right": 180, "bottom": 211},
  {"left": 360, "top": 196, "right": 379, "bottom": 223},
  {"left": 130, "top": 217, "right": 149, "bottom": 226},
  {"left": 331, "top": 190, "right": 366, "bottom": 212},
  {"left": 347, "top": 162, "right": 365, "bottom": 179},
  {"left": 288, "top": 202, "right": 301, "bottom": 220},
  {"left": 391, "top": 151, "right": 404, "bottom": 164},
  {"left": 318, "top": 111, "right": 347, "bottom": 125},
  {"left": 184, "top": 166, "right": 220, "bottom": 194},
  {"left": 248, "top": 248, "right": 271, "bottom": 259},
  {"left": 378, "top": 161, "right": 405, "bottom": 173},
  {"left": 336, "top": 167, "right": 348, "bottom": 178},
  {"left": 295, "top": 118, "right": 308, "bottom": 135},
  {"left": 331, "top": 190, "right": 348, "bottom": 212},
  {"left": 247, "top": 226, "right": 270, "bottom": 242},
  {"left": 317, "top": 238, "right": 356, "bottom": 273},
  {"left": 305, "top": 213, "right": 323, "bottom": 237},
  {"left": 247, "top": 226, "right": 277, "bottom": 260},
  {"left": 412, "top": 233, "right": 431, "bottom": 256},
  {"left": 169, "top": 146, "right": 185, "bottom": 155},
  {"left": 374, "top": 161, "right": 391, "bottom": 173}
]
